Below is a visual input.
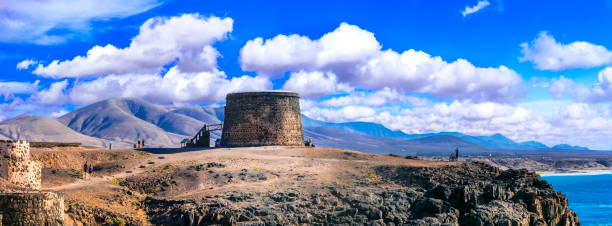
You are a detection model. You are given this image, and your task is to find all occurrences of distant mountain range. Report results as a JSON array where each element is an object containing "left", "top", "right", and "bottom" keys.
[
  {"left": 0, "top": 97, "right": 590, "bottom": 152},
  {"left": 302, "top": 115, "right": 587, "bottom": 150}
]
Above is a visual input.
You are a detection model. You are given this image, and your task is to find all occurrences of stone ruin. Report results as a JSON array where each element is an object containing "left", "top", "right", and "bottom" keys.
[
  {"left": 0, "top": 140, "right": 64, "bottom": 225},
  {"left": 221, "top": 91, "right": 304, "bottom": 147},
  {"left": 0, "top": 140, "right": 41, "bottom": 189}
]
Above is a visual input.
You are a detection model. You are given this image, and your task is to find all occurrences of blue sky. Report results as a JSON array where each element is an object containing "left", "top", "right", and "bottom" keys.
[{"left": 2, "top": 0, "right": 612, "bottom": 149}]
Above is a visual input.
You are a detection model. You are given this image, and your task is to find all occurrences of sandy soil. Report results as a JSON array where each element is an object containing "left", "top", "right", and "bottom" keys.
[{"left": 33, "top": 146, "right": 453, "bottom": 224}]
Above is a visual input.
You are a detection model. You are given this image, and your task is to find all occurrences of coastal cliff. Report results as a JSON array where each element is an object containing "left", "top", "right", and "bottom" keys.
[{"left": 143, "top": 161, "right": 579, "bottom": 225}]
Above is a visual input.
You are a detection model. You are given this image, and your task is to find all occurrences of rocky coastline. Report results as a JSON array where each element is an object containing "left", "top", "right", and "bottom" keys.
[{"left": 144, "top": 161, "right": 579, "bottom": 225}]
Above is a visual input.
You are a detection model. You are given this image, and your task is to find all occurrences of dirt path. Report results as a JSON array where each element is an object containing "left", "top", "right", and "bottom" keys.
[{"left": 47, "top": 153, "right": 171, "bottom": 191}]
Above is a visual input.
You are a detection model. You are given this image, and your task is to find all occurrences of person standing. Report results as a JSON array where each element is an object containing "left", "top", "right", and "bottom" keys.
[
  {"left": 89, "top": 165, "right": 93, "bottom": 178},
  {"left": 83, "top": 161, "right": 88, "bottom": 179}
]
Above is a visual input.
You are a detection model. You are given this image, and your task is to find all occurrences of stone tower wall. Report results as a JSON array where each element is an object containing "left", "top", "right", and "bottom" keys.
[
  {"left": 0, "top": 192, "right": 64, "bottom": 225},
  {"left": 0, "top": 140, "right": 30, "bottom": 160},
  {"left": 0, "top": 140, "right": 41, "bottom": 190},
  {"left": 221, "top": 91, "right": 304, "bottom": 147}
]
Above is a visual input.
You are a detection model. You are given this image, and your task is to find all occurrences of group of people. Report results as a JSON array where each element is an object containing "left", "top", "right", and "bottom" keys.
[{"left": 83, "top": 161, "right": 94, "bottom": 179}]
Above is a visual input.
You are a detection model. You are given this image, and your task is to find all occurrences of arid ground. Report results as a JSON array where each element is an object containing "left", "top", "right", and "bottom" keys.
[{"left": 33, "top": 146, "right": 451, "bottom": 224}]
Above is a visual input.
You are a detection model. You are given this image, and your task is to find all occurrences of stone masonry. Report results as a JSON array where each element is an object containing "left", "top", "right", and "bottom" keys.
[
  {"left": 0, "top": 140, "right": 41, "bottom": 190},
  {"left": 221, "top": 91, "right": 304, "bottom": 147},
  {"left": 0, "top": 192, "right": 64, "bottom": 225},
  {"left": 0, "top": 140, "right": 65, "bottom": 225}
]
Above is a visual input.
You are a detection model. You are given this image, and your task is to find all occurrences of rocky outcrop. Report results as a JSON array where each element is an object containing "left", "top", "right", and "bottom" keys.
[
  {"left": 144, "top": 162, "right": 579, "bottom": 225},
  {"left": 376, "top": 162, "right": 579, "bottom": 225}
]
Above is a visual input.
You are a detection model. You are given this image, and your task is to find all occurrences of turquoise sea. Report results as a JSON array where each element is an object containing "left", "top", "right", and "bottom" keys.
[{"left": 540, "top": 171, "right": 612, "bottom": 226}]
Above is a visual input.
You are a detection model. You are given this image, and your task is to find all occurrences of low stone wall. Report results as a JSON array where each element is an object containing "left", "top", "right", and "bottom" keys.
[{"left": 0, "top": 192, "right": 64, "bottom": 225}]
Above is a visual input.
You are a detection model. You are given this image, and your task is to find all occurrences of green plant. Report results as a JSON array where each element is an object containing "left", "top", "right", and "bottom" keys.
[
  {"left": 111, "top": 178, "right": 126, "bottom": 185},
  {"left": 113, "top": 217, "right": 125, "bottom": 226}
]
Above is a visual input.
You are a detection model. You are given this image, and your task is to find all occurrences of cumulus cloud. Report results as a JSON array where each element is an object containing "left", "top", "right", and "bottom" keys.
[
  {"left": 304, "top": 105, "right": 378, "bottom": 123},
  {"left": 0, "top": 0, "right": 164, "bottom": 44},
  {"left": 461, "top": 0, "right": 491, "bottom": 17},
  {"left": 0, "top": 80, "right": 39, "bottom": 96},
  {"left": 28, "top": 80, "right": 69, "bottom": 105},
  {"left": 282, "top": 71, "right": 351, "bottom": 98},
  {"left": 546, "top": 67, "right": 612, "bottom": 102},
  {"left": 241, "top": 23, "right": 381, "bottom": 76},
  {"left": 241, "top": 23, "right": 524, "bottom": 103},
  {"left": 16, "top": 59, "right": 36, "bottom": 70},
  {"left": 68, "top": 66, "right": 271, "bottom": 105},
  {"left": 520, "top": 31, "right": 612, "bottom": 71},
  {"left": 33, "top": 14, "right": 233, "bottom": 78},
  {"left": 19, "top": 14, "right": 270, "bottom": 107},
  {"left": 320, "top": 88, "right": 405, "bottom": 107},
  {"left": 547, "top": 76, "right": 590, "bottom": 100},
  {"left": 589, "top": 66, "right": 612, "bottom": 102}
]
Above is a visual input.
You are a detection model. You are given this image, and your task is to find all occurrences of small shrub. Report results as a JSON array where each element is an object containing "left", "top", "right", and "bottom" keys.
[
  {"left": 111, "top": 178, "right": 126, "bottom": 185},
  {"left": 113, "top": 217, "right": 125, "bottom": 226}
]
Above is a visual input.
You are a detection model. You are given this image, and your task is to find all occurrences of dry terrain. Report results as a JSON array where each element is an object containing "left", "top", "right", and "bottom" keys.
[{"left": 0, "top": 146, "right": 579, "bottom": 225}]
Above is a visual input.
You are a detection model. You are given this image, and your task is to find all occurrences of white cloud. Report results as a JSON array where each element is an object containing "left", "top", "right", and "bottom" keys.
[
  {"left": 16, "top": 59, "right": 36, "bottom": 70},
  {"left": 0, "top": 80, "right": 39, "bottom": 96},
  {"left": 461, "top": 0, "right": 491, "bottom": 17},
  {"left": 547, "top": 76, "right": 590, "bottom": 100},
  {"left": 406, "top": 96, "right": 430, "bottom": 107},
  {"left": 304, "top": 105, "right": 377, "bottom": 123},
  {"left": 282, "top": 71, "right": 351, "bottom": 98},
  {"left": 320, "top": 88, "right": 405, "bottom": 107},
  {"left": 555, "top": 103, "right": 595, "bottom": 119},
  {"left": 356, "top": 50, "right": 524, "bottom": 102},
  {"left": 32, "top": 14, "right": 233, "bottom": 78},
  {"left": 520, "top": 31, "right": 612, "bottom": 71},
  {"left": 241, "top": 23, "right": 523, "bottom": 103},
  {"left": 68, "top": 66, "right": 271, "bottom": 105},
  {"left": 546, "top": 67, "right": 612, "bottom": 102},
  {"left": 49, "top": 109, "right": 69, "bottom": 118},
  {"left": 18, "top": 14, "right": 266, "bottom": 107},
  {"left": 28, "top": 80, "right": 69, "bottom": 105},
  {"left": 241, "top": 23, "right": 381, "bottom": 76},
  {"left": 0, "top": 0, "right": 163, "bottom": 44},
  {"left": 589, "top": 67, "right": 612, "bottom": 102}
]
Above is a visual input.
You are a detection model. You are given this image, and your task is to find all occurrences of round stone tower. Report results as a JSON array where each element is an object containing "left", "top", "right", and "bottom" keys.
[{"left": 221, "top": 91, "right": 304, "bottom": 147}]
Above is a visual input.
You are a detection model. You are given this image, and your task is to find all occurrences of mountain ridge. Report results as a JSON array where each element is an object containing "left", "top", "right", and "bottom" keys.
[{"left": 0, "top": 97, "right": 592, "bottom": 151}]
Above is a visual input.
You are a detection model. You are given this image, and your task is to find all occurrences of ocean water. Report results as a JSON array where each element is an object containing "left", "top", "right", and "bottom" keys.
[{"left": 540, "top": 171, "right": 612, "bottom": 226}]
